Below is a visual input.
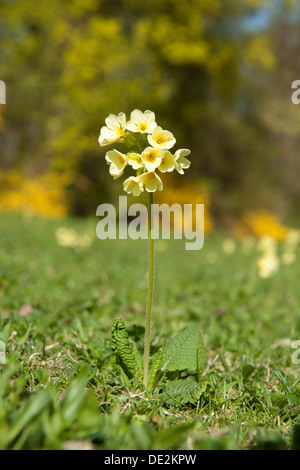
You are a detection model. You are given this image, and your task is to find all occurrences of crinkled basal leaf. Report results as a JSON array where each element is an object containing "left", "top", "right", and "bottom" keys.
[
  {"left": 163, "top": 376, "right": 207, "bottom": 405},
  {"left": 111, "top": 318, "right": 138, "bottom": 380},
  {"left": 161, "top": 327, "right": 206, "bottom": 373},
  {"left": 147, "top": 347, "right": 163, "bottom": 391}
]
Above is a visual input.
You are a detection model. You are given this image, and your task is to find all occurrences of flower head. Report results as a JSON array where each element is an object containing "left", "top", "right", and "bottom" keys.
[
  {"left": 126, "top": 109, "right": 157, "bottom": 134},
  {"left": 148, "top": 126, "right": 176, "bottom": 150},
  {"left": 105, "top": 149, "right": 127, "bottom": 179},
  {"left": 99, "top": 113, "right": 127, "bottom": 147},
  {"left": 139, "top": 171, "right": 163, "bottom": 192},
  {"left": 98, "top": 109, "right": 191, "bottom": 195}
]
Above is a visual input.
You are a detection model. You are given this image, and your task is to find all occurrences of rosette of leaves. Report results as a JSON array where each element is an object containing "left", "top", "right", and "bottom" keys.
[{"left": 111, "top": 319, "right": 207, "bottom": 404}]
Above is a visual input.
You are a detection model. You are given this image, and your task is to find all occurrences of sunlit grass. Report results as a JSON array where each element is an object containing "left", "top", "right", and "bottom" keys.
[{"left": 0, "top": 213, "right": 299, "bottom": 450}]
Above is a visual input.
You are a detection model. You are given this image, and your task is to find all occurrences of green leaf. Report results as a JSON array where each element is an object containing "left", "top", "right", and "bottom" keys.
[
  {"left": 161, "top": 327, "right": 206, "bottom": 373},
  {"left": 111, "top": 318, "right": 139, "bottom": 381},
  {"left": 163, "top": 376, "right": 206, "bottom": 405},
  {"left": 147, "top": 348, "right": 163, "bottom": 391}
]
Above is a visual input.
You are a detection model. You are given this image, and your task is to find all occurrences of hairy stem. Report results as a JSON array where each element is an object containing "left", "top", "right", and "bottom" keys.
[{"left": 143, "top": 191, "right": 155, "bottom": 387}]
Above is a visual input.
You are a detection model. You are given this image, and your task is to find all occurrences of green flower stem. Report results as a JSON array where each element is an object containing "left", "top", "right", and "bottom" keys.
[{"left": 143, "top": 191, "right": 155, "bottom": 387}]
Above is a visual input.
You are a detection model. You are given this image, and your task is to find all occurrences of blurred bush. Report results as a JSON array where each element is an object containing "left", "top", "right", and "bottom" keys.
[
  {"left": 0, "top": 170, "right": 72, "bottom": 218},
  {"left": 156, "top": 177, "right": 214, "bottom": 235},
  {"left": 0, "top": 0, "right": 300, "bottom": 225},
  {"left": 234, "top": 209, "right": 289, "bottom": 241}
]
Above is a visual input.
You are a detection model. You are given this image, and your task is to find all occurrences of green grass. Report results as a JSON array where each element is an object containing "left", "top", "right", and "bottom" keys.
[{"left": 0, "top": 212, "right": 299, "bottom": 450}]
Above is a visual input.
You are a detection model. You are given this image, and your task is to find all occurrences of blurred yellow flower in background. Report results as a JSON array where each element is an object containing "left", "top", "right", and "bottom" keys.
[
  {"left": 257, "top": 251, "right": 279, "bottom": 278},
  {"left": 0, "top": 170, "right": 71, "bottom": 218},
  {"left": 222, "top": 238, "right": 236, "bottom": 255},
  {"left": 234, "top": 210, "right": 289, "bottom": 241},
  {"left": 55, "top": 227, "right": 95, "bottom": 250},
  {"left": 156, "top": 179, "right": 214, "bottom": 235},
  {"left": 257, "top": 235, "right": 277, "bottom": 253}
]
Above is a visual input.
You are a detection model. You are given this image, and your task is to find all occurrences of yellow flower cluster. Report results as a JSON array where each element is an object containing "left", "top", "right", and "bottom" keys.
[
  {"left": 0, "top": 170, "right": 71, "bottom": 218},
  {"left": 98, "top": 109, "right": 191, "bottom": 195},
  {"left": 234, "top": 210, "right": 289, "bottom": 241}
]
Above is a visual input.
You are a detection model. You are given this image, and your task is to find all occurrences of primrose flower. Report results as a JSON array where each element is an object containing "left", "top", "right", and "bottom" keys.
[
  {"left": 139, "top": 171, "right": 163, "bottom": 192},
  {"left": 123, "top": 176, "right": 144, "bottom": 196},
  {"left": 126, "top": 109, "right": 157, "bottom": 134},
  {"left": 148, "top": 126, "right": 176, "bottom": 150},
  {"left": 257, "top": 251, "right": 279, "bottom": 278},
  {"left": 174, "top": 149, "right": 191, "bottom": 174},
  {"left": 141, "top": 147, "right": 164, "bottom": 172},
  {"left": 105, "top": 149, "right": 127, "bottom": 179},
  {"left": 98, "top": 113, "right": 127, "bottom": 147},
  {"left": 126, "top": 152, "right": 143, "bottom": 170},
  {"left": 158, "top": 151, "right": 176, "bottom": 173}
]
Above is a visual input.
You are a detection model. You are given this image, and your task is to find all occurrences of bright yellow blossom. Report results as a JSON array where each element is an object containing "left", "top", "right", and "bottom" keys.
[
  {"left": 105, "top": 149, "right": 127, "bottom": 179},
  {"left": 141, "top": 147, "right": 164, "bottom": 172},
  {"left": 158, "top": 150, "right": 176, "bottom": 173},
  {"left": 174, "top": 149, "right": 191, "bottom": 174},
  {"left": 148, "top": 126, "right": 176, "bottom": 150},
  {"left": 98, "top": 112, "right": 127, "bottom": 146},
  {"left": 139, "top": 171, "right": 163, "bottom": 192},
  {"left": 126, "top": 152, "right": 143, "bottom": 170},
  {"left": 126, "top": 109, "right": 157, "bottom": 134},
  {"left": 123, "top": 176, "right": 144, "bottom": 196}
]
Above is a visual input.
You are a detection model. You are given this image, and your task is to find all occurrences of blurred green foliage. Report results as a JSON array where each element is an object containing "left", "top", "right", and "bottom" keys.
[{"left": 0, "top": 0, "right": 300, "bottom": 222}]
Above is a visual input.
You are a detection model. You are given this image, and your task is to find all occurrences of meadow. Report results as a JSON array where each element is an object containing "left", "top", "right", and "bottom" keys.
[{"left": 0, "top": 212, "right": 299, "bottom": 450}]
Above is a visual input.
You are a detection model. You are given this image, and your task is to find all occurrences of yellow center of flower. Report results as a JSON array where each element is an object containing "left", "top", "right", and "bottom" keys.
[
  {"left": 155, "top": 135, "right": 165, "bottom": 145},
  {"left": 138, "top": 123, "right": 148, "bottom": 131},
  {"left": 144, "top": 151, "right": 156, "bottom": 161},
  {"left": 116, "top": 126, "right": 124, "bottom": 136}
]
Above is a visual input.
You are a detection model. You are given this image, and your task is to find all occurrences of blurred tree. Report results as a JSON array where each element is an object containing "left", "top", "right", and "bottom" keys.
[{"left": 0, "top": 0, "right": 299, "bottom": 223}]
